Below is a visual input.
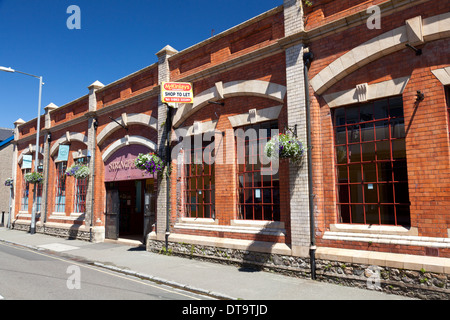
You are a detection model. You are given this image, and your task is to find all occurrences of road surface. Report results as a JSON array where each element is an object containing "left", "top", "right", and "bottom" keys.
[{"left": 0, "top": 241, "right": 213, "bottom": 300}]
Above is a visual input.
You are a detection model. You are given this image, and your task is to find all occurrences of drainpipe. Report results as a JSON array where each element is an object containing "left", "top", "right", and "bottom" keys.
[
  {"left": 164, "top": 104, "right": 173, "bottom": 252},
  {"left": 89, "top": 118, "right": 98, "bottom": 242},
  {"left": 303, "top": 48, "right": 316, "bottom": 280}
]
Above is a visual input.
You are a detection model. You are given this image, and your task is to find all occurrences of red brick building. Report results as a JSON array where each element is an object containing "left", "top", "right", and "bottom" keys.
[{"left": 11, "top": 0, "right": 450, "bottom": 298}]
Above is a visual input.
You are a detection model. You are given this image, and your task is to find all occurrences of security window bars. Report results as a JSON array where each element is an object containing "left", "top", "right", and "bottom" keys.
[
  {"left": 236, "top": 120, "right": 280, "bottom": 221},
  {"left": 55, "top": 161, "right": 67, "bottom": 212},
  {"left": 21, "top": 169, "right": 30, "bottom": 211},
  {"left": 185, "top": 137, "right": 215, "bottom": 219},
  {"left": 334, "top": 96, "right": 410, "bottom": 226},
  {"left": 74, "top": 157, "right": 88, "bottom": 213}
]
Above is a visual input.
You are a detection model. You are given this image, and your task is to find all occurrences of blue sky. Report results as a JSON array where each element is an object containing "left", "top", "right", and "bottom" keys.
[{"left": 0, "top": 0, "right": 281, "bottom": 129}]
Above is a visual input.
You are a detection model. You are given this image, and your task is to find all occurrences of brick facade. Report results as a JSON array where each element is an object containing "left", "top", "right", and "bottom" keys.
[{"left": 10, "top": 0, "right": 450, "bottom": 298}]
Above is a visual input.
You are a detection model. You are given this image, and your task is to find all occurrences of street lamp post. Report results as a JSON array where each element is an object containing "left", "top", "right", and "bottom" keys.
[{"left": 0, "top": 66, "right": 43, "bottom": 235}]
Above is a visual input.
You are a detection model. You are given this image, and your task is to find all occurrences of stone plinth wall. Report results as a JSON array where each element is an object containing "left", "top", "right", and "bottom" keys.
[{"left": 147, "top": 239, "right": 449, "bottom": 300}]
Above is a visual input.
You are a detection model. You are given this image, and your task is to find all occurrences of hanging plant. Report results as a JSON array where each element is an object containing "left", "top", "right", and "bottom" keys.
[
  {"left": 135, "top": 153, "right": 165, "bottom": 174},
  {"left": 4, "top": 178, "right": 13, "bottom": 187},
  {"left": 24, "top": 172, "right": 44, "bottom": 184},
  {"left": 66, "top": 163, "right": 90, "bottom": 179},
  {"left": 264, "top": 131, "right": 306, "bottom": 165}
]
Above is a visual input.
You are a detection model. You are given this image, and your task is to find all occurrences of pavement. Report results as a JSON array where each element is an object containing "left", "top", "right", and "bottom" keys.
[{"left": 0, "top": 227, "right": 415, "bottom": 300}]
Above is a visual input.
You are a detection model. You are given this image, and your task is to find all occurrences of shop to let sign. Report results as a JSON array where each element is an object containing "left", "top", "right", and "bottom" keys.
[{"left": 161, "top": 82, "right": 193, "bottom": 104}]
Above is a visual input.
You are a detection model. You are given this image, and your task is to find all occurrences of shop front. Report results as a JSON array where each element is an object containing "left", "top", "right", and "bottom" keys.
[{"left": 104, "top": 144, "right": 156, "bottom": 243}]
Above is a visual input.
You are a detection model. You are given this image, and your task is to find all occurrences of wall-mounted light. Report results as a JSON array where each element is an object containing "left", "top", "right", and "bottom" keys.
[
  {"left": 108, "top": 116, "right": 127, "bottom": 131},
  {"left": 208, "top": 100, "right": 225, "bottom": 106},
  {"left": 93, "top": 118, "right": 99, "bottom": 130},
  {"left": 405, "top": 43, "right": 422, "bottom": 56},
  {"left": 416, "top": 90, "right": 425, "bottom": 102}
]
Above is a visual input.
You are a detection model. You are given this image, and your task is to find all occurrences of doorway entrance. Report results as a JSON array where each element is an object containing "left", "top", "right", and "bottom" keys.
[{"left": 105, "top": 179, "right": 156, "bottom": 243}]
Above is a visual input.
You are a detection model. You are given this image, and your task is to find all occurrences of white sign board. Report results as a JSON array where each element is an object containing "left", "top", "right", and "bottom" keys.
[{"left": 161, "top": 82, "right": 193, "bottom": 104}]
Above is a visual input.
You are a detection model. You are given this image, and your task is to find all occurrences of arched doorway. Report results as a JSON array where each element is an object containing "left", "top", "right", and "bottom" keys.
[{"left": 104, "top": 144, "right": 156, "bottom": 243}]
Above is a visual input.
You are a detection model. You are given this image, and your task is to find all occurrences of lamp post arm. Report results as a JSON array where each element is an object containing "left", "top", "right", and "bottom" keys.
[{"left": 14, "top": 70, "right": 41, "bottom": 79}]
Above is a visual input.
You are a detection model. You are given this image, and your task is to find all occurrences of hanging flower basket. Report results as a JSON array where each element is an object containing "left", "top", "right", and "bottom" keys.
[
  {"left": 24, "top": 172, "right": 44, "bottom": 184},
  {"left": 4, "top": 178, "right": 13, "bottom": 187},
  {"left": 66, "top": 163, "right": 90, "bottom": 179},
  {"left": 264, "top": 132, "right": 306, "bottom": 165},
  {"left": 135, "top": 153, "right": 165, "bottom": 174}
]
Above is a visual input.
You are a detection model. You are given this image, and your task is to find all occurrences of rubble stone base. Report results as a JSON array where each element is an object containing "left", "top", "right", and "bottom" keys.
[
  {"left": 147, "top": 239, "right": 450, "bottom": 300},
  {"left": 11, "top": 220, "right": 104, "bottom": 242}
]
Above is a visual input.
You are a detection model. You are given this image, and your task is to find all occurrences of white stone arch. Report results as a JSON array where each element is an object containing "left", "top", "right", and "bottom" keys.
[
  {"left": 172, "top": 79, "right": 287, "bottom": 128},
  {"left": 102, "top": 135, "right": 157, "bottom": 162},
  {"left": 97, "top": 113, "right": 158, "bottom": 146},
  {"left": 432, "top": 66, "right": 450, "bottom": 86},
  {"left": 310, "top": 13, "right": 450, "bottom": 95},
  {"left": 50, "top": 132, "right": 89, "bottom": 157},
  {"left": 18, "top": 145, "right": 45, "bottom": 165}
]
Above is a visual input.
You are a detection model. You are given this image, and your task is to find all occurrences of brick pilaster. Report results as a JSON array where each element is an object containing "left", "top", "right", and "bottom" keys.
[
  {"left": 283, "top": 0, "right": 311, "bottom": 256},
  {"left": 155, "top": 45, "right": 178, "bottom": 241},
  {"left": 85, "top": 81, "right": 103, "bottom": 232}
]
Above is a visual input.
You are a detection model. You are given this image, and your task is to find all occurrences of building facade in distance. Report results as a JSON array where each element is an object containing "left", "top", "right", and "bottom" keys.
[{"left": 0, "top": 128, "right": 14, "bottom": 226}]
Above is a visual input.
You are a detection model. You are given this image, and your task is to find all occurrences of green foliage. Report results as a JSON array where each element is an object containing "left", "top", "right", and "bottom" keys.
[
  {"left": 4, "top": 178, "right": 13, "bottom": 187},
  {"left": 24, "top": 172, "right": 44, "bottom": 184},
  {"left": 65, "top": 163, "right": 90, "bottom": 179},
  {"left": 135, "top": 153, "right": 165, "bottom": 174},
  {"left": 264, "top": 131, "right": 305, "bottom": 165}
]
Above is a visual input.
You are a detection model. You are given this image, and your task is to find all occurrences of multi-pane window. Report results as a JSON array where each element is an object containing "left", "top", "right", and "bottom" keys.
[
  {"left": 21, "top": 169, "right": 30, "bottom": 211},
  {"left": 55, "top": 161, "right": 67, "bottom": 212},
  {"left": 333, "top": 96, "right": 410, "bottom": 226},
  {"left": 185, "top": 137, "right": 215, "bottom": 219},
  {"left": 36, "top": 166, "right": 43, "bottom": 212},
  {"left": 74, "top": 158, "right": 88, "bottom": 213},
  {"left": 236, "top": 120, "right": 280, "bottom": 221}
]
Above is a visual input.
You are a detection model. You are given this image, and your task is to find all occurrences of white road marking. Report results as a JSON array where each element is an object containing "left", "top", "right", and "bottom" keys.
[
  {"left": 0, "top": 294, "right": 4, "bottom": 300},
  {"left": 38, "top": 243, "right": 80, "bottom": 252}
]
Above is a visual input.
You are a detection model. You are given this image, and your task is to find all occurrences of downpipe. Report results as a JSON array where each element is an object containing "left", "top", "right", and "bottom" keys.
[
  {"left": 303, "top": 48, "right": 316, "bottom": 280},
  {"left": 165, "top": 104, "right": 173, "bottom": 253},
  {"left": 89, "top": 119, "right": 98, "bottom": 242}
]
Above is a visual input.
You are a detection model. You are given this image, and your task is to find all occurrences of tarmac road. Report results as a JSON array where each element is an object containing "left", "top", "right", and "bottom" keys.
[{"left": 0, "top": 241, "right": 213, "bottom": 300}]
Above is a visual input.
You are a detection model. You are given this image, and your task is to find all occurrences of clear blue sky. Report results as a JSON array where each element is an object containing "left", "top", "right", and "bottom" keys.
[{"left": 0, "top": 0, "right": 281, "bottom": 129}]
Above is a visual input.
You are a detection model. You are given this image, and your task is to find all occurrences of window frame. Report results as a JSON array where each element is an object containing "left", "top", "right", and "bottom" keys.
[
  {"left": 184, "top": 136, "right": 215, "bottom": 219},
  {"left": 54, "top": 161, "right": 67, "bottom": 213},
  {"left": 73, "top": 157, "right": 88, "bottom": 214},
  {"left": 236, "top": 120, "right": 280, "bottom": 222},
  {"left": 35, "top": 165, "right": 43, "bottom": 212},
  {"left": 21, "top": 169, "right": 31, "bottom": 212},
  {"left": 333, "top": 96, "right": 410, "bottom": 226}
]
